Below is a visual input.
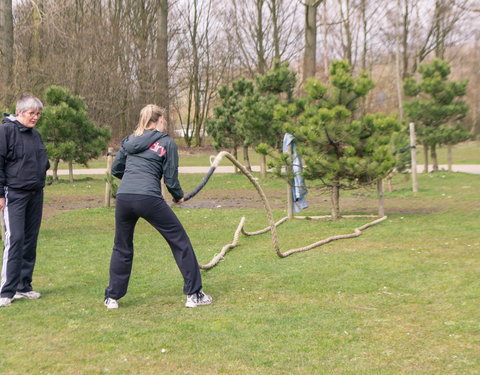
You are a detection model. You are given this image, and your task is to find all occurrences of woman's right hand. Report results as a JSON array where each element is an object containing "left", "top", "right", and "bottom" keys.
[{"left": 0, "top": 197, "right": 5, "bottom": 211}]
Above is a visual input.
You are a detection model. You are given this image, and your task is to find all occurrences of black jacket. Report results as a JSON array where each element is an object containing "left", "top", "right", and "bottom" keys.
[
  {"left": 0, "top": 114, "right": 50, "bottom": 197},
  {"left": 112, "top": 130, "right": 184, "bottom": 201}
]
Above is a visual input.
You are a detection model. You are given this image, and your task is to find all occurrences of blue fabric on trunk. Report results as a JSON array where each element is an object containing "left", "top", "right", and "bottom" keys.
[{"left": 282, "top": 133, "right": 308, "bottom": 213}]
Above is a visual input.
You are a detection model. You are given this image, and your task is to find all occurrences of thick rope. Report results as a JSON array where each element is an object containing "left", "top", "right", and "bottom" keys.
[
  {"left": 183, "top": 151, "right": 387, "bottom": 268},
  {"left": 200, "top": 217, "right": 245, "bottom": 270}
]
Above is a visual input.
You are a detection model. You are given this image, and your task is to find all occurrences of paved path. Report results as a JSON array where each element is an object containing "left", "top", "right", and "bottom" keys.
[{"left": 49, "top": 164, "right": 480, "bottom": 176}]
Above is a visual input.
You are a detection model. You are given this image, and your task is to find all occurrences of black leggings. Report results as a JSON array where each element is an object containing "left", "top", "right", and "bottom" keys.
[{"left": 105, "top": 194, "right": 202, "bottom": 300}]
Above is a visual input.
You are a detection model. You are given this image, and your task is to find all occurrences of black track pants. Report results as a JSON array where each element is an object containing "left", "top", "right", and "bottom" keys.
[
  {"left": 0, "top": 188, "right": 43, "bottom": 298},
  {"left": 105, "top": 194, "right": 202, "bottom": 300}
]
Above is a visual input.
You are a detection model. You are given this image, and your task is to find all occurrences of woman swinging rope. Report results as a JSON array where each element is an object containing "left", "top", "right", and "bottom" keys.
[{"left": 104, "top": 104, "right": 212, "bottom": 309}]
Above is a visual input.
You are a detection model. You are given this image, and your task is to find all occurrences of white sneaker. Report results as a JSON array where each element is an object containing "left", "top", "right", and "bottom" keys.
[
  {"left": 104, "top": 298, "right": 119, "bottom": 309},
  {"left": 185, "top": 290, "right": 213, "bottom": 308},
  {"left": 0, "top": 297, "right": 13, "bottom": 307},
  {"left": 14, "top": 290, "right": 41, "bottom": 300}
]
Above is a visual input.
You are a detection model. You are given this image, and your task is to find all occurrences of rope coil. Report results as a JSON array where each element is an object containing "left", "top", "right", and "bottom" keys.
[{"left": 184, "top": 151, "right": 387, "bottom": 269}]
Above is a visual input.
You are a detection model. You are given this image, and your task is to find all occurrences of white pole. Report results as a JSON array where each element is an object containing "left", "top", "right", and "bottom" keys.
[{"left": 409, "top": 122, "right": 418, "bottom": 193}]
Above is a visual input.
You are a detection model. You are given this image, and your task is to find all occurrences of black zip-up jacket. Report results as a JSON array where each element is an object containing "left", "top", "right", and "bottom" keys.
[
  {"left": 0, "top": 114, "right": 50, "bottom": 197},
  {"left": 112, "top": 130, "right": 184, "bottom": 201}
]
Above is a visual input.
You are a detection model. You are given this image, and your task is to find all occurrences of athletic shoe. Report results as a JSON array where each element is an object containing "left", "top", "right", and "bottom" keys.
[
  {"left": 0, "top": 297, "right": 13, "bottom": 307},
  {"left": 104, "top": 298, "right": 119, "bottom": 309},
  {"left": 185, "top": 290, "right": 213, "bottom": 308},
  {"left": 14, "top": 290, "right": 41, "bottom": 300}
]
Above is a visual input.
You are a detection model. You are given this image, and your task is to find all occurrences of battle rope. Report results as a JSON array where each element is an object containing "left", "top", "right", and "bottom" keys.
[{"left": 183, "top": 151, "right": 387, "bottom": 269}]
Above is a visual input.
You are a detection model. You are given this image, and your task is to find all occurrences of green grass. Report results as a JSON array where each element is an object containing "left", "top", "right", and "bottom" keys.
[
  {"left": 416, "top": 140, "right": 480, "bottom": 165},
  {"left": 1, "top": 172, "right": 480, "bottom": 374}
]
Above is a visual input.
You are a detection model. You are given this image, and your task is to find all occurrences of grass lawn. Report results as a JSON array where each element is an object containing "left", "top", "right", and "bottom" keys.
[
  {"left": 1, "top": 171, "right": 479, "bottom": 374},
  {"left": 416, "top": 141, "right": 480, "bottom": 165}
]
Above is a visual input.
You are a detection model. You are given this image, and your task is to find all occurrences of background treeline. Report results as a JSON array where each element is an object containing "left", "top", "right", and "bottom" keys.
[{"left": 0, "top": 0, "right": 479, "bottom": 144}]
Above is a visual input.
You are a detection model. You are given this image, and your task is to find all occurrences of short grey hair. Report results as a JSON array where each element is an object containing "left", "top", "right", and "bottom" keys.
[{"left": 16, "top": 94, "right": 43, "bottom": 113}]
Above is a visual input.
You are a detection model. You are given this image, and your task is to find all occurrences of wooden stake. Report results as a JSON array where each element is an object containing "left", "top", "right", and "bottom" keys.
[
  {"left": 377, "top": 179, "right": 385, "bottom": 217},
  {"left": 409, "top": 123, "right": 418, "bottom": 193}
]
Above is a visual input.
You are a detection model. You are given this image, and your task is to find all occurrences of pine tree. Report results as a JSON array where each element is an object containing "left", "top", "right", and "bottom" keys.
[
  {"left": 206, "top": 78, "right": 254, "bottom": 164},
  {"left": 37, "top": 86, "right": 110, "bottom": 182},
  {"left": 403, "top": 59, "right": 470, "bottom": 171},
  {"left": 237, "top": 61, "right": 296, "bottom": 176},
  {"left": 276, "top": 60, "right": 401, "bottom": 219}
]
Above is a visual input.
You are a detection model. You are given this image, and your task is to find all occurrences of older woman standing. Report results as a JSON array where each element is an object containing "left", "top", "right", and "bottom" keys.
[
  {"left": 0, "top": 94, "right": 50, "bottom": 307},
  {"left": 104, "top": 104, "right": 212, "bottom": 309}
]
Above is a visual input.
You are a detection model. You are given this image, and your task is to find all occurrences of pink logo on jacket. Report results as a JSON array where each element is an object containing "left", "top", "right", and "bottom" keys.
[{"left": 149, "top": 142, "right": 167, "bottom": 157}]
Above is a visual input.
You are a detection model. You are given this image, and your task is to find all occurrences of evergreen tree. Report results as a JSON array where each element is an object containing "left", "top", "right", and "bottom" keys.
[
  {"left": 237, "top": 61, "right": 296, "bottom": 176},
  {"left": 206, "top": 78, "right": 254, "bottom": 164},
  {"left": 276, "top": 60, "right": 400, "bottom": 219},
  {"left": 403, "top": 59, "right": 469, "bottom": 171},
  {"left": 37, "top": 86, "right": 110, "bottom": 182}
]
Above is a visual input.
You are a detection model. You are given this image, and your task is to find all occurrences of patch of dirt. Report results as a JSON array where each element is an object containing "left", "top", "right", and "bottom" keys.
[
  {"left": 43, "top": 196, "right": 104, "bottom": 220},
  {"left": 42, "top": 188, "right": 441, "bottom": 220}
]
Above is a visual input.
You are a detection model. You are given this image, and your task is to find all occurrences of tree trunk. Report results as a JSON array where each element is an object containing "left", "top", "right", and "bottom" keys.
[
  {"left": 268, "top": 0, "right": 280, "bottom": 61},
  {"left": 430, "top": 144, "right": 438, "bottom": 171},
  {"left": 303, "top": 0, "right": 322, "bottom": 83},
  {"left": 232, "top": 146, "right": 240, "bottom": 174},
  {"left": 377, "top": 179, "right": 385, "bottom": 217},
  {"left": 395, "top": 0, "right": 404, "bottom": 120},
  {"left": 0, "top": 0, "right": 14, "bottom": 107},
  {"left": 156, "top": 0, "right": 170, "bottom": 133},
  {"left": 423, "top": 144, "right": 429, "bottom": 173},
  {"left": 401, "top": 0, "right": 410, "bottom": 78},
  {"left": 255, "top": 0, "right": 266, "bottom": 74},
  {"left": 68, "top": 160, "right": 74, "bottom": 182},
  {"left": 52, "top": 159, "right": 60, "bottom": 182},
  {"left": 243, "top": 145, "right": 252, "bottom": 172},
  {"left": 330, "top": 183, "right": 340, "bottom": 220},
  {"left": 360, "top": 0, "right": 367, "bottom": 71},
  {"left": 321, "top": 1, "right": 329, "bottom": 76},
  {"left": 340, "top": 0, "right": 353, "bottom": 67}
]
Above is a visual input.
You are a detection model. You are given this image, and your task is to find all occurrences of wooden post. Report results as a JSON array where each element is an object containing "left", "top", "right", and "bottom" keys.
[
  {"left": 377, "top": 179, "right": 385, "bottom": 217},
  {"left": 286, "top": 144, "right": 294, "bottom": 219},
  {"left": 409, "top": 122, "right": 418, "bottom": 193},
  {"left": 260, "top": 154, "right": 267, "bottom": 179},
  {"left": 104, "top": 147, "right": 114, "bottom": 207}
]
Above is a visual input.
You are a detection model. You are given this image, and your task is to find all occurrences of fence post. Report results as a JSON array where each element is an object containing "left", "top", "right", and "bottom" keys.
[
  {"left": 377, "top": 179, "right": 385, "bottom": 217},
  {"left": 104, "top": 147, "right": 114, "bottom": 207},
  {"left": 409, "top": 122, "right": 418, "bottom": 193}
]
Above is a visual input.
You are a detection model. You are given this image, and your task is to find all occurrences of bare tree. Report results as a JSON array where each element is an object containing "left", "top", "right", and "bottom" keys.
[
  {"left": 155, "top": 0, "right": 170, "bottom": 132},
  {"left": 302, "top": 0, "right": 323, "bottom": 83},
  {"left": 0, "top": 0, "right": 14, "bottom": 107}
]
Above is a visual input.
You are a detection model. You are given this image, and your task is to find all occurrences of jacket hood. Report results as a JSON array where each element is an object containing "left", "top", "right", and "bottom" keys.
[
  {"left": 2, "top": 113, "right": 17, "bottom": 124},
  {"left": 122, "top": 130, "right": 168, "bottom": 154},
  {"left": 2, "top": 113, "right": 32, "bottom": 132}
]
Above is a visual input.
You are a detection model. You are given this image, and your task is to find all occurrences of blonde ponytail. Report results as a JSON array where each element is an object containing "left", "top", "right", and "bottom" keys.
[{"left": 134, "top": 104, "right": 166, "bottom": 136}]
